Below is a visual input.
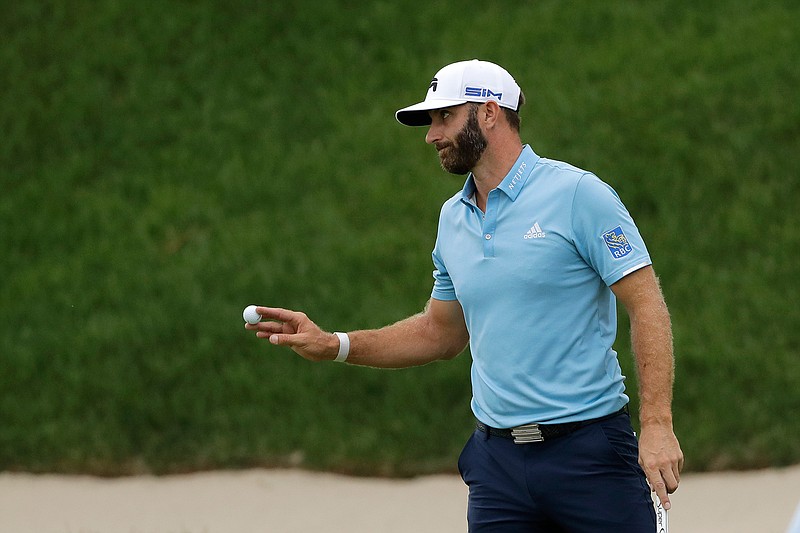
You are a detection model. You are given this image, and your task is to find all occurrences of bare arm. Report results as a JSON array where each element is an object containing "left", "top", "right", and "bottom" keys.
[
  {"left": 245, "top": 298, "right": 469, "bottom": 368},
  {"left": 611, "top": 265, "right": 684, "bottom": 510}
]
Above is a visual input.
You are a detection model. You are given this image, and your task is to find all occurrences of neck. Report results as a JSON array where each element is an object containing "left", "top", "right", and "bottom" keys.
[{"left": 471, "top": 138, "right": 524, "bottom": 210}]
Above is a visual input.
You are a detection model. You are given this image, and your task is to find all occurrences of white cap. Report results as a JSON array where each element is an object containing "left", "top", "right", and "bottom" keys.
[{"left": 396, "top": 59, "right": 521, "bottom": 127}]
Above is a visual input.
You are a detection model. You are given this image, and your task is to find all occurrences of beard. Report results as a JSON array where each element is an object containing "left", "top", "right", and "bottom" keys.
[{"left": 435, "top": 106, "right": 488, "bottom": 175}]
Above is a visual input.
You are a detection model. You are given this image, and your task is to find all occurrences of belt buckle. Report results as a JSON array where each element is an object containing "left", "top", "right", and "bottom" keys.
[{"left": 511, "top": 423, "right": 544, "bottom": 444}]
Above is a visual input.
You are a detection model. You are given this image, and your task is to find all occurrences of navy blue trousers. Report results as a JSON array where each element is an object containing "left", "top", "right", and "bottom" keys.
[{"left": 458, "top": 411, "right": 656, "bottom": 532}]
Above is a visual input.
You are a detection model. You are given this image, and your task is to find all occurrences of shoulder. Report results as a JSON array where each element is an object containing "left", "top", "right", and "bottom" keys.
[
  {"left": 535, "top": 156, "right": 589, "bottom": 178},
  {"left": 531, "top": 157, "right": 619, "bottom": 201},
  {"left": 573, "top": 171, "right": 623, "bottom": 206},
  {"left": 531, "top": 157, "right": 593, "bottom": 191},
  {"left": 534, "top": 157, "right": 591, "bottom": 180},
  {"left": 522, "top": 157, "right": 597, "bottom": 205}
]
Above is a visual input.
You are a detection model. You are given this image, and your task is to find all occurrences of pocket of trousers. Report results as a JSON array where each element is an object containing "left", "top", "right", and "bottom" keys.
[
  {"left": 598, "top": 416, "right": 650, "bottom": 485},
  {"left": 458, "top": 431, "right": 477, "bottom": 482}
]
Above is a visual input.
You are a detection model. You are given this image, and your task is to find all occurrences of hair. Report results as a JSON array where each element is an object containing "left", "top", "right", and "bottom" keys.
[{"left": 502, "top": 89, "right": 525, "bottom": 132}]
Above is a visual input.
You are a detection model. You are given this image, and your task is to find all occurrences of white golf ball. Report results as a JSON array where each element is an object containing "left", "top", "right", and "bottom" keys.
[{"left": 243, "top": 305, "right": 261, "bottom": 325}]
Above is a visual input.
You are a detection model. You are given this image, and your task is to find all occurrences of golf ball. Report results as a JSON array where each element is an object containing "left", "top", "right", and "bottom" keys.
[{"left": 243, "top": 305, "right": 261, "bottom": 325}]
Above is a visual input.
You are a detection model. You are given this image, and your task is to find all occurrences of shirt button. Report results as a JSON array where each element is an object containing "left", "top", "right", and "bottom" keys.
[{"left": 484, "top": 234, "right": 492, "bottom": 240}]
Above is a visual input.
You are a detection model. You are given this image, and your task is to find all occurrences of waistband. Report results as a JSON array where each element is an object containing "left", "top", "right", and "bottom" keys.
[{"left": 476, "top": 405, "right": 629, "bottom": 444}]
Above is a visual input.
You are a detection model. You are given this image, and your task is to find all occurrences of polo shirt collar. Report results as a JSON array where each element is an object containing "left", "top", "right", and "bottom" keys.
[{"left": 459, "top": 145, "right": 539, "bottom": 205}]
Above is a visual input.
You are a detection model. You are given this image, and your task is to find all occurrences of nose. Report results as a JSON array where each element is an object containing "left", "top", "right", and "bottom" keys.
[{"left": 425, "top": 123, "right": 440, "bottom": 145}]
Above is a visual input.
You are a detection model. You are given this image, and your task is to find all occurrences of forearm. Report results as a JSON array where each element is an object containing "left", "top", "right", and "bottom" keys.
[
  {"left": 346, "top": 303, "right": 469, "bottom": 368},
  {"left": 630, "top": 282, "right": 675, "bottom": 427}
]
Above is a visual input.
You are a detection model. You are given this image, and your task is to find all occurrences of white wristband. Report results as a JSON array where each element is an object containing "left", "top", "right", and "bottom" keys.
[{"left": 333, "top": 332, "right": 350, "bottom": 362}]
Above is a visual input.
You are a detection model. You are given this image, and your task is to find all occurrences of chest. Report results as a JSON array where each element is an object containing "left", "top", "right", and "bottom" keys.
[{"left": 440, "top": 190, "right": 595, "bottom": 302}]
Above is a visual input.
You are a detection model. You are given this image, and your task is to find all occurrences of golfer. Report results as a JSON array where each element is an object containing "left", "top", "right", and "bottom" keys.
[{"left": 247, "top": 59, "right": 683, "bottom": 531}]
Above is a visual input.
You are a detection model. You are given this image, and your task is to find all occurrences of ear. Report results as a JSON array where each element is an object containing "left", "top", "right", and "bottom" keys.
[{"left": 482, "top": 100, "right": 502, "bottom": 128}]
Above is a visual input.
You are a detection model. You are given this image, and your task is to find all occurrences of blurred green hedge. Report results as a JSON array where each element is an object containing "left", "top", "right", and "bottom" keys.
[{"left": 2, "top": 1, "right": 798, "bottom": 475}]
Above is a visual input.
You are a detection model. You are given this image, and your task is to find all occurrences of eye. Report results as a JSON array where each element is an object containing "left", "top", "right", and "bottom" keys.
[{"left": 429, "top": 109, "right": 452, "bottom": 123}]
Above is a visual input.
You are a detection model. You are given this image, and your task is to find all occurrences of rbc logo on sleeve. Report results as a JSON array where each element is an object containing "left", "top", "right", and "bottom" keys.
[{"left": 602, "top": 225, "right": 633, "bottom": 259}]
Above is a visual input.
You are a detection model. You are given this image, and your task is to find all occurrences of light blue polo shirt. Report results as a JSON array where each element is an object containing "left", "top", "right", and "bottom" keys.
[{"left": 431, "top": 145, "right": 651, "bottom": 428}]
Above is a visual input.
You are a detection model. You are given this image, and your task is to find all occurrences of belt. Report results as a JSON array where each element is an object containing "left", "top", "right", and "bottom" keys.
[{"left": 476, "top": 405, "right": 628, "bottom": 444}]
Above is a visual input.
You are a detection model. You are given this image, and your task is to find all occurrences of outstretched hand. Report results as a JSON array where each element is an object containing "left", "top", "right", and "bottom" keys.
[{"left": 244, "top": 306, "right": 339, "bottom": 362}]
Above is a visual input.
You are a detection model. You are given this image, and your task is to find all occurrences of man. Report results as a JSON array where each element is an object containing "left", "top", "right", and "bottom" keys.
[{"left": 246, "top": 59, "right": 683, "bottom": 531}]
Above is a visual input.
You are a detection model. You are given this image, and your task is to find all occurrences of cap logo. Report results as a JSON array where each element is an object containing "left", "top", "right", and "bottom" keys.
[
  {"left": 465, "top": 86, "right": 502, "bottom": 100},
  {"left": 429, "top": 77, "right": 438, "bottom": 92}
]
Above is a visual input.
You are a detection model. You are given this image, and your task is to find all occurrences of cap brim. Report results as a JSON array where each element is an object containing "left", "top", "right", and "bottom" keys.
[{"left": 395, "top": 98, "right": 468, "bottom": 126}]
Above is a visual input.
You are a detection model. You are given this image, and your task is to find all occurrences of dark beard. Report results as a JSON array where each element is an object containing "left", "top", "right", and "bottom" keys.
[{"left": 436, "top": 106, "right": 488, "bottom": 175}]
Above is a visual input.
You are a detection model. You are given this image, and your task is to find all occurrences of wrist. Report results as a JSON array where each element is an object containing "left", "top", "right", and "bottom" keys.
[{"left": 639, "top": 410, "right": 673, "bottom": 428}]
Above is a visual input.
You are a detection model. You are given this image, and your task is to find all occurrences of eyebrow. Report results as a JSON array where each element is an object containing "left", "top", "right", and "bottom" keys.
[{"left": 433, "top": 107, "right": 456, "bottom": 115}]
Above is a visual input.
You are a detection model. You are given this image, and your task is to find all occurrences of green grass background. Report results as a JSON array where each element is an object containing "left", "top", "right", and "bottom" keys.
[{"left": 2, "top": 0, "right": 798, "bottom": 476}]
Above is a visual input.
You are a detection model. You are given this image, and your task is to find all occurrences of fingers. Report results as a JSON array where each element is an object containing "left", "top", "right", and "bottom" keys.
[
  {"left": 642, "top": 453, "right": 683, "bottom": 510},
  {"left": 245, "top": 321, "right": 305, "bottom": 349},
  {"left": 650, "top": 469, "right": 675, "bottom": 510},
  {"left": 244, "top": 320, "right": 288, "bottom": 335},
  {"left": 652, "top": 479, "right": 671, "bottom": 511},
  {"left": 661, "top": 444, "right": 684, "bottom": 494},
  {"left": 664, "top": 464, "right": 680, "bottom": 493},
  {"left": 255, "top": 306, "right": 305, "bottom": 324},
  {"left": 245, "top": 318, "right": 303, "bottom": 349},
  {"left": 264, "top": 332, "right": 298, "bottom": 347},
  {"left": 243, "top": 306, "right": 304, "bottom": 332}
]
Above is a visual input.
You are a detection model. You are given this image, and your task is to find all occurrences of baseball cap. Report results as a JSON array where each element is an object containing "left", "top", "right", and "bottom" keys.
[{"left": 395, "top": 59, "right": 521, "bottom": 127}]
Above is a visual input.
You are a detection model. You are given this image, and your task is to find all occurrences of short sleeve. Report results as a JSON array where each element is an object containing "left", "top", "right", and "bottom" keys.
[
  {"left": 431, "top": 238, "right": 457, "bottom": 301},
  {"left": 571, "top": 174, "right": 652, "bottom": 286}
]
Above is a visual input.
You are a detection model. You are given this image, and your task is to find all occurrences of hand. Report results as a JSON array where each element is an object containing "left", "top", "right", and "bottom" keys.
[
  {"left": 638, "top": 423, "right": 684, "bottom": 510},
  {"left": 244, "top": 306, "right": 339, "bottom": 362}
]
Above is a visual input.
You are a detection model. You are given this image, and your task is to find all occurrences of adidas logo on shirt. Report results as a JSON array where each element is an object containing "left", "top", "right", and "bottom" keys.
[{"left": 524, "top": 222, "right": 546, "bottom": 239}]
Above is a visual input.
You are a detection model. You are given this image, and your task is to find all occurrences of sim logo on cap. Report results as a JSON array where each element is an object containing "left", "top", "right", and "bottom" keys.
[{"left": 465, "top": 87, "right": 503, "bottom": 100}]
